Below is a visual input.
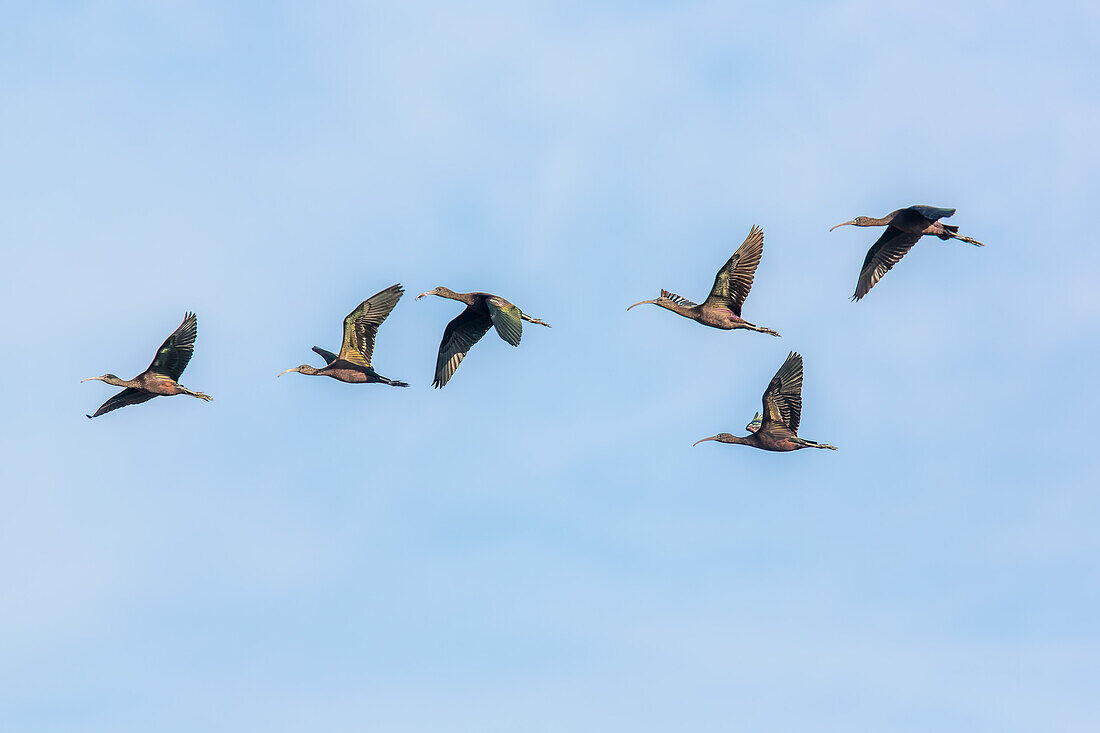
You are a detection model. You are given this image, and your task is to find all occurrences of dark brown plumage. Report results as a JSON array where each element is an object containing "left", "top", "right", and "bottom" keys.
[
  {"left": 415, "top": 286, "right": 550, "bottom": 388},
  {"left": 628, "top": 226, "right": 779, "bottom": 335},
  {"left": 278, "top": 284, "right": 408, "bottom": 386},
  {"left": 693, "top": 351, "right": 836, "bottom": 452},
  {"left": 830, "top": 205, "right": 984, "bottom": 300},
  {"left": 82, "top": 312, "right": 212, "bottom": 418}
]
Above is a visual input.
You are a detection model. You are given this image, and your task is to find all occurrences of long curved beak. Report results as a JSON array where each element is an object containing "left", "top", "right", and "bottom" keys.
[
  {"left": 627, "top": 299, "right": 657, "bottom": 311},
  {"left": 415, "top": 291, "right": 432, "bottom": 301},
  {"left": 829, "top": 220, "right": 856, "bottom": 232},
  {"left": 80, "top": 376, "right": 103, "bottom": 383},
  {"left": 693, "top": 436, "right": 717, "bottom": 447},
  {"left": 276, "top": 367, "right": 299, "bottom": 378}
]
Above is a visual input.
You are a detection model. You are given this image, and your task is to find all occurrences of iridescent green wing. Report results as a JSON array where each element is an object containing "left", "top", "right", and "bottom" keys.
[
  {"left": 745, "top": 412, "right": 763, "bottom": 433},
  {"left": 88, "top": 388, "right": 156, "bottom": 418},
  {"left": 339, "top": 284, "right": 404, "bottom": 367},
  {"left": 486, "top": 296, "right": 523, "bottom": 346},
  {"left": 312, "top": 346, "right": 338, "bottom": 364},
  {"left": 760, "top": 351, "right": 803, "bottom": 435},
  {"left": 147, "top": 312, "right": 198, "bottom": 380},
  {"left": 433, "top": 308, "right": 493, "bottom": 387},
  {"left": 703, "top": 225, "right": 763, "bottom": 316}
]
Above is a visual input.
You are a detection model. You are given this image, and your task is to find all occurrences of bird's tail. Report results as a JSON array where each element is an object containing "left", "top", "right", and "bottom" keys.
[
  {"left": 804, "top": 439, "right": 838, "bottom": 450},
  {"left": 182, "top": 388, "right": 213, "bottom": 401},
  {"left": 745, "top": 322, "right": 781, "bottom": 337},
  {"left": 521, "top": 314, "right": 551, "bottom": 327},
  {"left": 375, "top": 372, "right": 409, "bottom": 387},
  {"left": 945, "top": 226, "right": 984, "bottom": 247}
]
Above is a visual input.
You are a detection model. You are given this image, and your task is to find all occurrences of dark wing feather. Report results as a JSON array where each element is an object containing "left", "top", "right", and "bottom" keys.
[
  {"left": 312, "top": 346, "right": 338, "bottom": 364},
  {"left": 660, "top": 290, "right": 697, "bottom": 308},
  {"left": 760, "top": 351, "right": 804, "bottom": 435},
  {"left": 704, "top": 225, "right": 764, "bottom": 315},
  {"left": 87, "top": 388, "right": 156, "bottom": 418},
  {"left": 339, "top": 284, "right": 403, "bottom": 367},
  {"left": 908, "top": 205, "right": 955, "bottom": 222},
  {"left": 853, "top": 226, "right": 922, "bottom": 301},
  {"left": 147, "top": 312, "right": 198, "bottom": 380},
  {"left": 486, "top": 296, "right": 523, "bottom": 346},
  {"left": 433, "top": 307, "right": 493, "bottom": 388}
]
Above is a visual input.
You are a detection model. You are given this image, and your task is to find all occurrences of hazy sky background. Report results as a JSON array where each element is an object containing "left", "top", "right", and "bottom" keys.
[{"left": 2, "top": 1, "right": 1099, "bottom": 730}]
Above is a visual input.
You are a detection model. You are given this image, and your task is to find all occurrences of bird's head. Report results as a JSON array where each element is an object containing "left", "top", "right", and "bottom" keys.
[
  {"left": 627, "top": 290, "right": 682, "bottom": 311},
  {"left": 829, "top": 216, "right": 875, "bottom": 231},
  {"left": 81, "top": 373, "right": 123, "bottom": 386},
  {"left": 277, "top": 365, "right": 318, "bottom": 377},
  {"left": 415, "top": 286, "right": 455, "bottom": 301},
  {"left": 693, "top": 433, "right": 737, "bottom": 446},
  {"left": 745, "top": 412, "right": 763, "bottom": 433}
]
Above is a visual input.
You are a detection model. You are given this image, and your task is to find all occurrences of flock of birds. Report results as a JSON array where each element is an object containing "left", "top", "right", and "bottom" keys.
[{"left": 83, "top": 204, "right": 984, "bottom": 451}]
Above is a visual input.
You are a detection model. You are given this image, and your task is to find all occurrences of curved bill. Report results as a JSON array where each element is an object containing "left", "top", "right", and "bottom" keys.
[
  {"left": 626, "top": 299, "right": 657, "bottom": 311},
  {"left": 829, "top": 220, "right": 856, "bottom": 232},
  {"left": 692, "top": 436, "right": 717, "bottom": 447},
  {"left": 80, "top": 376, "right": 103, "bottom": 383},
  {"left": 414, "top": 291, "right": 432, "bottom": 300},
  {"left": 276, "top": 367, "right": 299, "bottom": 378}
]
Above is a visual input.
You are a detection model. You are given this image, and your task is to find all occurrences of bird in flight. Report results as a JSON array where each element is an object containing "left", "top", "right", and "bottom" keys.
[
  {"left": 693, "top": 351, "right": 836, "bottom": 452},
  {"left": 278, "top": 284, "right": 408, "bottom": 386},
  {"left": 416, "top": 286, "right": 550, "bottom": 388},
  {"left": 82, "top": 312, "right": 212, "bottom": 418},
  {"left": 628, "top": 225, "right": 779, "bottom": 336},
  {"left": 830, "top": 205, "right": 984, "bottom": 300}
]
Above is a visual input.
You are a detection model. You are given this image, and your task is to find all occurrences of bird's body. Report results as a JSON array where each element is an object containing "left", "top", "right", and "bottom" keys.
[
  {"left": 694, "top": 351, "right": 836, "bottom": 453},
  {"left": 830, "top": 205, "right": 984, "bottom": 300},
  {"left": 415, "top": 286, "right": 550, "bottom": 388},
  {"left": 83, "top": 312, "right": 212, "bottom": 418},
  {"left": 628, "top": 226, "right": 779, "bottom": 336},
  {"left": 279, "top": 284, "right": 409, "bottom": 387}
]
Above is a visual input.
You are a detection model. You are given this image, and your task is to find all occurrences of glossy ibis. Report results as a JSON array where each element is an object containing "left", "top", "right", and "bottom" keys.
[
  {"left": 830, "top": 205, "right": 984, "bottom": 300},
  {"left": 627, "top": 226, "right": 779, "bottom": 336},
  {"left": 415, "top": 287, "right": 550, "bottom": 388},
  {"left": 278, "top": 284, "right": 408, "bottom": 386},
  {"left": 693, "top": 351, "right": 836, "bottom": 452},
  {"left": 82, "top": 312, "right": 212, "bottom": 418}
]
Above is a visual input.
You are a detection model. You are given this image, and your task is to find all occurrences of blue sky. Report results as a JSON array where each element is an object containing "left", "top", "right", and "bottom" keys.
[{"left": 1, "top": 1, "right": 1098, "bottom": 730}]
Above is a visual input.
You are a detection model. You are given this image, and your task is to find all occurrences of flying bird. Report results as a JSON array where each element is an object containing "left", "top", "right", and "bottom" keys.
[
  {"left": 415, "top": 287, "right": 550, "bottom": 388},
  {"left": 693, "top": 351, "right": 836, "bottom": 452},
  {"left": 82, "top": 312, "right": 213, "bottom": 418},
  {"left": 627, "top": 225, "right": 779, "bottom": 336},
  {"left": 830, "top": 205, "right": 984, "bottom": 300},
  {"left": 278, "top": 284, "right": 408, "bottom": 386}
]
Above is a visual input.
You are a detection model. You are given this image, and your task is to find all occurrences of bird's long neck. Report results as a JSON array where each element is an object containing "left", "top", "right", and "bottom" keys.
[
  {"left": 862, "top": 216, "right": 893, "bottom": 227},
  {"left": 103, "top": 375, "right": 139, "bottom": 388},
  {"left": 657, "top": 300, "right": 697, "bottom": 319},
  {"left": 724, "top": 434, "right": 756, "bottom": 446},
  {"left": 438, "top": 288, "right": 476, "bottom": 306}
]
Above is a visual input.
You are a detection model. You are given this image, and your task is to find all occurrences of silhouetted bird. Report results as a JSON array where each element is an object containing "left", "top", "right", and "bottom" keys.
[
  {"left": 82, "top": 312, "right": 212, "bottom": 418},
  {"left": 278, "top": 284, "right": 408, "bottom": 386},
  {"left": 830, "top": 205, "right": 984, "bottom": 300},
  {"left": 628, "top": 225, "right": 779, "bottom": 336},
  {"left": 693, "top": 351, "right": 836, "bottom": 452},
  {"left": 415, "top": 286, "right": 549, "bottom": 388}
]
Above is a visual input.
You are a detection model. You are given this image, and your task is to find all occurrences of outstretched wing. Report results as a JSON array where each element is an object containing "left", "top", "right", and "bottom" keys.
[
  {"left": 908, "top": 205, "right": 955, "bottom": 222},
  {"left": 312, "top": 346, "right": 338, "bottom": 364},
  {"left": 660, "top": 290, "right": 697, "bottom": 308},
  {"left": 760, "top": 351, "right": 804, "bottom": 436},
  {"left": 433, "top": 308, "right": 493, "bottom": 388},
  {"left": 147, "top": 312, "right": 198, "bottom": 380},
  {"left": 486, "top": 296, "right": 523, "bottom": 346},
  {"left": 853, "top": 226, "right": 922, "bottom": 301},
  {"left": 339, "top": 284, "right": 404, "bottom": 367},
  {"left": 88, "top": 388, "right": 156, "bottom": 418},
  {"left": 704, "top": 225, "right": 764, "bottom": 315}
]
